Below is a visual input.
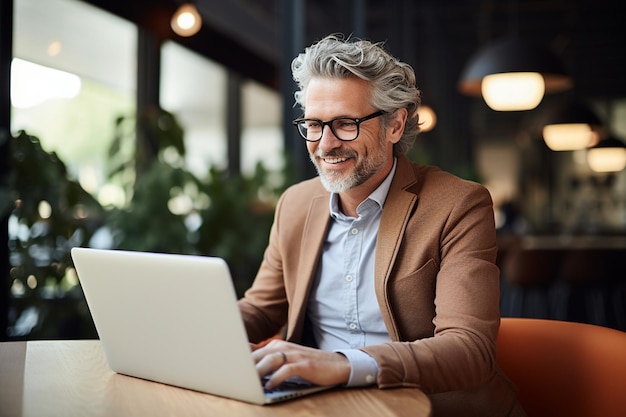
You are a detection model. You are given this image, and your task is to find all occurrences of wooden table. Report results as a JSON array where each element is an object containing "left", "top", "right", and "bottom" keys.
[{"left": 0, "top": 340, "right": 431, "bottom": 417}]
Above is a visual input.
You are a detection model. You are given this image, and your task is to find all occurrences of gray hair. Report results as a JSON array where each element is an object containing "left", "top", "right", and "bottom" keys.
[{"left": 291, "top": 34, "right": 422, "bottom": 156}]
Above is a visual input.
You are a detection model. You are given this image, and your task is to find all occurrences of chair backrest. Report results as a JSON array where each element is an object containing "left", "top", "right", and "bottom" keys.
[{"left": 497, "top": 318, "right": 626, "bottom": 417}]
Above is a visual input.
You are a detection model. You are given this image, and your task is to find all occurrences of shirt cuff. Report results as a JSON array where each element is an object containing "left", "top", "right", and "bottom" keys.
[{"left": 334, "top": 349, "right": 378, "bottom": 387}]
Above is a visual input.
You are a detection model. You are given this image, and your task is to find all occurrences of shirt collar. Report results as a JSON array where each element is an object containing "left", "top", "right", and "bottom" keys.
[{"left": 329, "top": 157, "right": 398, "bottom": 218}]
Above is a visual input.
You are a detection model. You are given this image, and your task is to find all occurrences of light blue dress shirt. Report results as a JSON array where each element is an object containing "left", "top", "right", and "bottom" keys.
[{"left": 307, "top": 159, "right": 397, "bottom": 386}]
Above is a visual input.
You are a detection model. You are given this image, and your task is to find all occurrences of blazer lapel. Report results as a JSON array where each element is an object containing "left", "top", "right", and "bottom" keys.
[
  {"left": 287, "top": 194, "right": 331, "bottom": 342},
  {"left": 374, "top": 157, "right": 419, "bottom": 338}
]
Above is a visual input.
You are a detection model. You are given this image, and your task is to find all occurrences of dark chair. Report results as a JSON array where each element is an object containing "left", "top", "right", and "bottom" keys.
[{"left": 499, "top": 245, "right": 558, "bottom": 318}]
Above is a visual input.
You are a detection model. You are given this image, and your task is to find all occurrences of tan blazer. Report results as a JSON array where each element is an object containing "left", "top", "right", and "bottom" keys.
[{"left": 238, "top": 155, "right": 523, "bottom": 416}]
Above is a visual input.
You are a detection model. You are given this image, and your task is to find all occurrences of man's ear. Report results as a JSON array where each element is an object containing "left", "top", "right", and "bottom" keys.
[{"left": 388, "top": 108, "right": 408, "bottom": 144}]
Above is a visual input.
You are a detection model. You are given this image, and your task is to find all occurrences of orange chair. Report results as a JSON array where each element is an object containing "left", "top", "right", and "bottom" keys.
[{"left": 497, "top": 318, "right": 626, "bottom": 417}]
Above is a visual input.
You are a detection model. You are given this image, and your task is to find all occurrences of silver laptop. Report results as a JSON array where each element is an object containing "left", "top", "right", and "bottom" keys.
[{"left": 71, "top": 247, "right": 334, "bottom": 404}]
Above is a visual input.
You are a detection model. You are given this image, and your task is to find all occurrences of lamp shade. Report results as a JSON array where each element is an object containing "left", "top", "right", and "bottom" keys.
[
  {"left": 540, "top": 100, "right": 603, "bottom": 151},
  {"left": 587, "top": 136, "right": 626, "bottom": 172},
  {"left": 458, "top": 37, "right": 573, "bottom": 111}
]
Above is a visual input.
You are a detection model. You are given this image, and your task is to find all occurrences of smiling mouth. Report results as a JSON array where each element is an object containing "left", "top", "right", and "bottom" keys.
[{"left": 323, "top": 156, "right": 349, "bottom": 164}]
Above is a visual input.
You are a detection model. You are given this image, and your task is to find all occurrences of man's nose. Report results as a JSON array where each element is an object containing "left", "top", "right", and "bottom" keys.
[{"left": 318, "top": 125, "right": 342, "bottom": 150}]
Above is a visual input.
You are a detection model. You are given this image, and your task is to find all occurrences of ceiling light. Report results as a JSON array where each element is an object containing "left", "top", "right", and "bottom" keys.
[
  {"left": 171, "top": 3, "right": 202, "bottom": 37},
  {"left": 543, "top": 124, "right": 594, "bottom": 151},
  {"left": 540, "top": 100, "right": 603, "bottom": 151},
  {"left": 47, "top": 41, "right": 62, "bottom": 57},
  {"left": 458, "top": 37, "right": 573, "bottom": 111},
  {"left": 481, "top": 72, "right": 544, "bottom": 111},
  {"left": 418, "top": 105, "right": 437, "bottom": 132},
  {"left": 587, "top": 136, "right": 626, "bottom": 173}
]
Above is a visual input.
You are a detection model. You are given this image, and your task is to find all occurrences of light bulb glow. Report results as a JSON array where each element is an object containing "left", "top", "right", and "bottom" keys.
[
  {"left": 481, "top": 72, "right": 545, "bottom": 111},
  {"left": 171, "top": 3, "right": 202, "bottom": 37},
  {"left": 542, "top": 123, "right": 593, "bottom": 151},
  {"left": 418, "top": 105, "right": 437, "bottom": 132},
  {"left": 587, "top": 148, "right": 626, "bottom": 172},
  {"left": 176, "top": 12, "right": 196, "bottom": 30}
]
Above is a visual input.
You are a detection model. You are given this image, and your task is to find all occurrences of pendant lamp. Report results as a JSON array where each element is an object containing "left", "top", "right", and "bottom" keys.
[
  {"left": 171, "top": 2, "right": 202, "bottom": 37},
  {"left": 418, "top": 105, "right": 437, "bottom": 132},
  {"left": 540, "top": 100, "right": 603, "bottom": 151},
  {"left": 587, "top": 136, "right": 626, "bottom": 173},
  {"left": 458, "top": 37, "right": 573, "bottom": 111}
]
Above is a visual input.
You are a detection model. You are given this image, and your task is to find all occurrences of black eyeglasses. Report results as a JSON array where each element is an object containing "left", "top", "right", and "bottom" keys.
[{"left": 292, "top": 110, "right": 386, "bottom": 142}]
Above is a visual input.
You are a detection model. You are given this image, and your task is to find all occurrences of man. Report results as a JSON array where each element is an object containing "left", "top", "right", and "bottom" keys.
[{"left": 237, "top": 34, "right": 525, "bottom": 416}]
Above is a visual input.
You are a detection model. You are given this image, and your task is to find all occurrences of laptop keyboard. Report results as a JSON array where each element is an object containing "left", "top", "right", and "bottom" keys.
[{"left": 262, "top": 376, "right": 314, "bottom": 393}]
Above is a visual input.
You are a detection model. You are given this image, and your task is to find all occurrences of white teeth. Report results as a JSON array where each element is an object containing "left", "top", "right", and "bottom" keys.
[{"left": 323, "top": 157, "right": 347, "bottom": 164}]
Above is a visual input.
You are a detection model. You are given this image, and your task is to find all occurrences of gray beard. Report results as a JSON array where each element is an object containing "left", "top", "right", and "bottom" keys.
[
  {"left": 315, "top": 165, "right": 359, "bottom": 193},
  {"left": 311, "top": 140, "right": 388, "bottom": 194}
]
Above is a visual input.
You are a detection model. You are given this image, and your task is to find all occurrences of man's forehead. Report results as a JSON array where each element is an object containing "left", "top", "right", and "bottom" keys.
[{"left": 304, "top": 77, "right": 372, "bottom": 115}]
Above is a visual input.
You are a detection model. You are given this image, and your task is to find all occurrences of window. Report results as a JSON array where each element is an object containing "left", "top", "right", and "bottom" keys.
[
  {"left": 9, "top": 0, "right": 136, "bottom": 339},
  {"left": 160, "top": 41, "right": 228, "bottom": 177},
  {"left": 160, "top": 40, "right": 284, "bottom": 177},
  {"left": 241, "top": 79, "right": 283, "bottom": 174},
  {"left": 12, "top": 0, "right": 136, "bottom": 197}
]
